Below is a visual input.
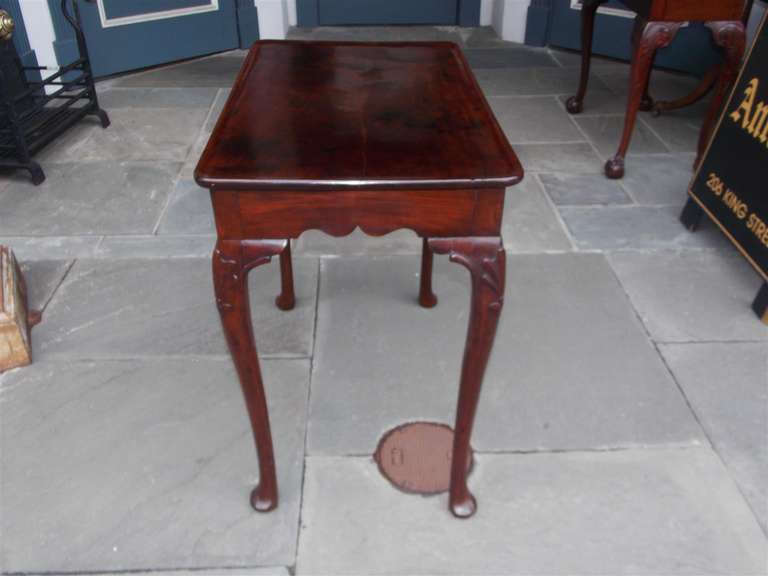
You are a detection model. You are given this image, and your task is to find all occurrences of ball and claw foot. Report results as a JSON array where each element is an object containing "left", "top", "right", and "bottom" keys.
[
  {"left": 604, "top": 156, "right": 625, "bottom": 179},
  {"left": 250, "top": 483, "right": 277, "bottom": 512},
  {"left": 275, "top": 293, "right": 295, "bottom": 311},
  {"left": 450, "top": 492, "right": 477, "bottom": 519},
  {"left": 639, "top": 95, "right": 655, "bottom": 112},
  {"left": 419, "top": 290, "right": 438, "bottom": 308},
  {"left": 565, "top": 96, "right": 583, "bottom": 114}
]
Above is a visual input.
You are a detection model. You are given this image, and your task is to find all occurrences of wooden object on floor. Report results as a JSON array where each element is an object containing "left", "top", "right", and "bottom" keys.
[
  {"left": 196, "top": 41, "right": 523, "bottom": 518},
  {"left": 566, "top": 0, "right": 747, "bottom": 179},
  {"left": 0, "top": 246, "right": 31, "bottom": 372}
]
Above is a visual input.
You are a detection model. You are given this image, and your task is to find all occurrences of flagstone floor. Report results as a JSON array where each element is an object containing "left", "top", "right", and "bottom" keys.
[{"left": 1, "top": 26, "right": 766, "bottom": 576}]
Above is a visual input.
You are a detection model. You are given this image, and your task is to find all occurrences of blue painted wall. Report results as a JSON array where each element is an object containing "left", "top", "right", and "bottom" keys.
[
  {"left": 48, "top": 0, "right": 80, "bottom": 67},
  {"left": 48, "top": 0, "right": 257, "bottom": 77},
  {"left": 299, "top": 0, "right": 480, "bottom": 26},
  {"left": 104, "top": 0, "right": 212, "bottom": 19},
  {"left": 0, "top": 0, "right": 40, "bottom": 69},
  {"left": 236, "top": 0, "right": 260, "bottom": 47}
]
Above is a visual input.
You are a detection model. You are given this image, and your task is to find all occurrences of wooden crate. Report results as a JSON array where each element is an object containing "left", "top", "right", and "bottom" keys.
[{"left": 0, "top": 246, "right": 31, "bottom": 372}]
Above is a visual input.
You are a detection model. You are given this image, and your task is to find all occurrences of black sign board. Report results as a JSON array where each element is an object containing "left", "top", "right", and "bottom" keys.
[{"left": 689, "top": 14, "right": 768, "bottom": 282}]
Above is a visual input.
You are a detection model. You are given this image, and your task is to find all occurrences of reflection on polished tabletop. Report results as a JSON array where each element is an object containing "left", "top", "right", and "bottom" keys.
[{"left": 196, "top": 41, "right": 521, "bottom": 190}]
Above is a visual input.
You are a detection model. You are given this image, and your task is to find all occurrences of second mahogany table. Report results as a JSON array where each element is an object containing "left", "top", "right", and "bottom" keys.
[
  {"left": 195, "top": 41, "right": 523, "bottom": 518},
  {"left": 566, "top": 0, "right": 747, "bottom": 178}
]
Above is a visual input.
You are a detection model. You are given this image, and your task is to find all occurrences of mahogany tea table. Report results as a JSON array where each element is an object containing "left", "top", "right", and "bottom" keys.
[{"left": 195, "top": 40, "right": 523, "bottom": 519}]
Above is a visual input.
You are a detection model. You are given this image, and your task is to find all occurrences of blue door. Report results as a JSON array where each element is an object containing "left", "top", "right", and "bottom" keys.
[
  {"left": 298, "top": 0, "right": 479, "bottom": 26},
  {"left": 318, "top": 0, "right": 457, "bottom": 25},
  {"left": 548, "top": 0, "right": 720, "bottom": 75},
  {"left": 59, "top": 0, "right": 257, "bottom": 77}
]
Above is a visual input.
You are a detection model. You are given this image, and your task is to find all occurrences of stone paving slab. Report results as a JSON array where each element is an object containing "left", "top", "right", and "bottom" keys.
[
  {"left": 557, "top": 90, "right": 632, "bottom": 115},
  {"left": 572, "top": 115, "right": 669, "bottom": 157},
  {"left": 559, "top": 205, "right": 731, "bottom": 251},
  {"left": 33, "top": 257, "right": 318, "bottom": 360},
  {"left": 85, "top": 570, "right": 288, "bottom": 576},
  {"left": 548, "top": 48, "right": 630, "bottom": 72},
  {"left": 459, "top": 26, "right": 507, "bottom": 48},
  {"left": 660, "top": 342, "right": 768, "bottom": 533},
  {"left": 181, "top": 130, "right": 212, "bottom": 181},
  {"left": 619, "top": 154, "right": 696, "bottom": 206},
  {"left": 157, "top": 179, "right": 216, "bottom": 236},
  {"left": 0, "top": 161, "right": 180, "bottom": 236},
  {"left": 539, "top": 172, "right": 631, "bottom": 206},
  {"left": 114, "top": 53, "right": 246, "bottom": 88},
  {"left": 474, "top": 67, "right": 610, "bottom": 96},
  {"left": 95, "top": 235, "right": 216, "bottom": 259},
  {"left": 641, "top": 111, "right": 704, "bottom": 154},
  {"left": 308, "top": 254, "right": 703, "bottom": 456},
  {"left": 296, "top": 448, "right": 767, "bottom": 575},
  {"left": 597, "top": 69, "right": 703, "bottom": 103},
  {"left": 464, "top": 46, "right": 558, "bottom": 69},
  {"left": 205, "top": 88, "right": 232, "bottom": 132},
  {"left": 97, "top": 87, "right": 218, "bottom": 109},
  {"left": 37, "top": 108, "right": 208, "bottom": 164},
  {"left": 502, "top": 176, "right": 573, "bottom": 252},
  {"left": 489, "top": 95, "right": 585, "bottom": 144},
  {"left": 0, "top": 358, "right": 310, "bottom": 573},
  {"left": 18, "top": 259, "right": 72, "bottom": 312},
  {"left": 0, "top": 236, "right": 102, "bottom": 261},
  {"left": 609, "top": 251, "right": 768, "bottom": 342},
  {"left": 514, "top": 142, "right": 603, "bottom": 173}
]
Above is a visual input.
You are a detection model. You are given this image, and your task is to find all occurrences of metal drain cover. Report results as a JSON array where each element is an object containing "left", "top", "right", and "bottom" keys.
[{"left": 374, "top": 422, "right": 473, "bottom": 495}]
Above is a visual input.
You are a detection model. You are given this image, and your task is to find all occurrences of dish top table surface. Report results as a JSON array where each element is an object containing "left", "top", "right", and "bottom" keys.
[{"left": 195, "top": 41, "right": 522, "bottom": 191}]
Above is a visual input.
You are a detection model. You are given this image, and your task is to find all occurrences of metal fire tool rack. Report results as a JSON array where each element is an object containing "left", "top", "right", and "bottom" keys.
[{"left": 0, "top": 0, "right": 109, "bottom": 184}]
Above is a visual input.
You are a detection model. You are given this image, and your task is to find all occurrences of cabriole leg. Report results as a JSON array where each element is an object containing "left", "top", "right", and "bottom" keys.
[
  {"left": 213, "top": 239, "right": 287, "bottom": 512},
  {"left": 605, "top": 20, "right": 681, "bottom": 179},
  {"left": 632, "top": 16, "right": 656, "bottom": 112},
  {"left": 429, "top": 237, "right": 506, "bottom": 518},
  {"left": 419, "top": 237, "right": 438, "bottom": 308},
  {"left": 566, "top": 0, "right": 607, "bottom": 114},
  {"left": 276, "top": 240, "right": 296, "bottom": 311}
]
